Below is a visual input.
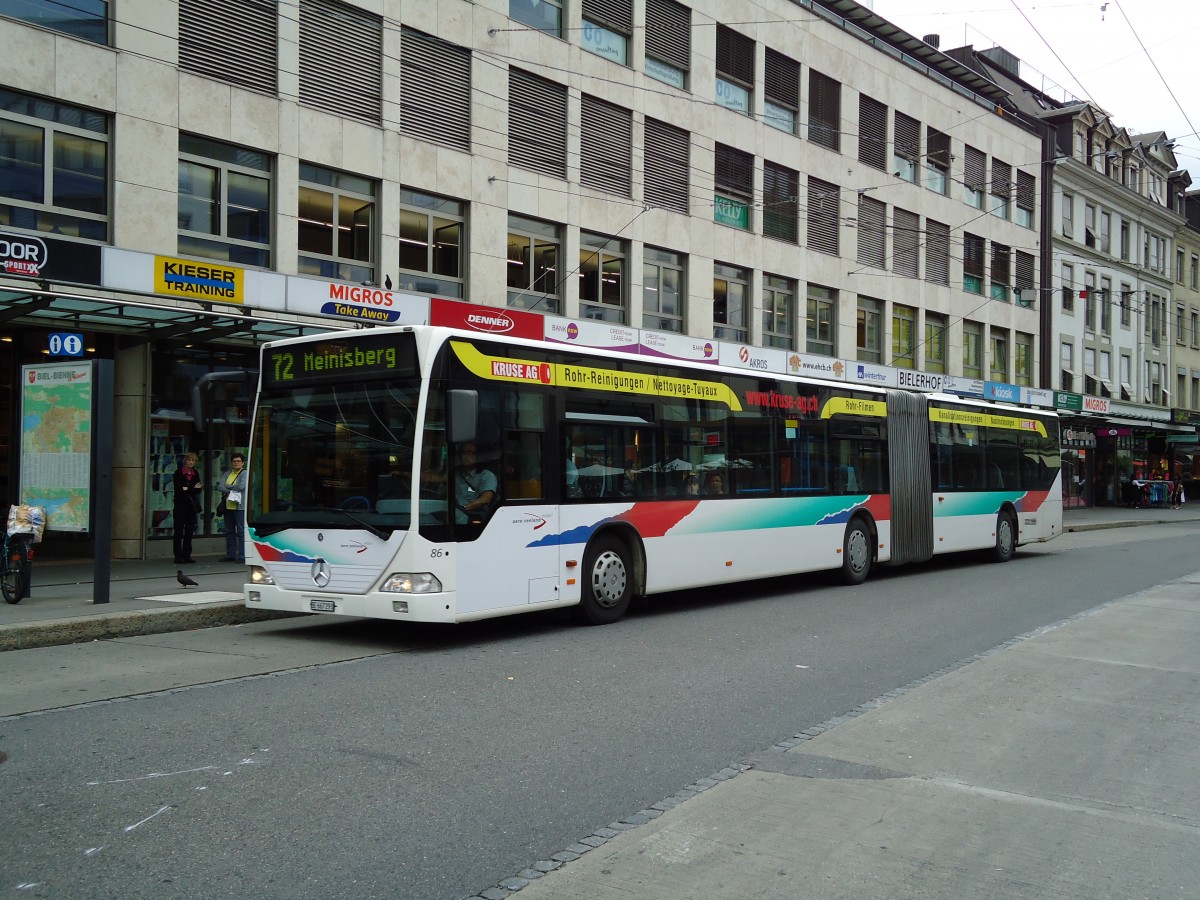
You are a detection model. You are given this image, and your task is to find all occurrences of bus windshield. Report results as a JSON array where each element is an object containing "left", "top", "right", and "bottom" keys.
[{"left": 248, "top": 378, "right": 421, "bottom": 535}]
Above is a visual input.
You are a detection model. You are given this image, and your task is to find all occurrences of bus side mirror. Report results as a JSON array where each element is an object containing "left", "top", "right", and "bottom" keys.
[{"left": 446, "top": 389, "right": 478, "bottom": 445}]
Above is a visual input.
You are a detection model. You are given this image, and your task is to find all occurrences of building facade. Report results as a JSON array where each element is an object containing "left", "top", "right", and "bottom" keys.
[{"left": 3, "top": 0, "right": 1178, "bottom": 554}]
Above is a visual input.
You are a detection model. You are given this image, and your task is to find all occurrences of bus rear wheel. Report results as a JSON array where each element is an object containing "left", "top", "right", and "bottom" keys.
[
  {"left": 841, "top": 519, "right": 872, "bottom": 585},
  {"left": 990, "top": 511, "right": 1016, "bottom": 563},
  {"left": 575, "top": 534, "right": 632, "bottom": 625}
]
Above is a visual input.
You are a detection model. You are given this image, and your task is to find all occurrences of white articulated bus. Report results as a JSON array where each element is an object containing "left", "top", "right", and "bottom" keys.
[{"left": 244, "top": 326, "right": 1062, "bottom": 625}]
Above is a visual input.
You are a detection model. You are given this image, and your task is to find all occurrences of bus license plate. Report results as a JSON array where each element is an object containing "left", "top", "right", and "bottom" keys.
[{"left": 310, "top": 599, "right": 336, "bottom": 612}]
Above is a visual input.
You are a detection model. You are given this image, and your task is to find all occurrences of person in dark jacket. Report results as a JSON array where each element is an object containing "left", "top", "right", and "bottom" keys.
[{"left": 173, "top": 452, "right": 202, "bottom": 564}]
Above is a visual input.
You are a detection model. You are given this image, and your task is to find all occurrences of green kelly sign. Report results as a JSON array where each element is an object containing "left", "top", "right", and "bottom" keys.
[
  {"left": 1054, "top": 391, "right": 1082, "bottom": 411},
  {"left": 714, "top": 194, "right": 749, "bottom": 229}
]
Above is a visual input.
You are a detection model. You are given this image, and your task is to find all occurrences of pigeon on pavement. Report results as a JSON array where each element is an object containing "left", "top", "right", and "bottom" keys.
[{"left": 177, "top": 570, "right": 198, "bottom": 588}]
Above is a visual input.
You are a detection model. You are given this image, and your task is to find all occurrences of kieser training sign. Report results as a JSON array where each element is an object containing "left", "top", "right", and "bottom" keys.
[{"left": 154, "top": 255, "right": 244, "bottom": 303}]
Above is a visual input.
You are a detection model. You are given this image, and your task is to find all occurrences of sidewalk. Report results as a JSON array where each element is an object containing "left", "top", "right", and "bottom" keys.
[
  {"left": 505, "top": 566, "right": 1200, "bottom": 900},
  {"left": 0, "top": 553, "right": 292, "bottom": 651},
  {"left": 1, "top": 505, "right": 1196, "bottom": 652}
]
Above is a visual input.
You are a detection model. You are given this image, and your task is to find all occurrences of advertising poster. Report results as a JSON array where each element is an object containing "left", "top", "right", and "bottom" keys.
[{"left": 20, "top": 362, "right": 94, "bottom": 532}]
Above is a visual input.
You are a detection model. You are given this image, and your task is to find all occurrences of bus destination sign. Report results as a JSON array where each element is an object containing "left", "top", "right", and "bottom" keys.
[{"left": 264, "top": 333, "right": 416, "bottom": 386}]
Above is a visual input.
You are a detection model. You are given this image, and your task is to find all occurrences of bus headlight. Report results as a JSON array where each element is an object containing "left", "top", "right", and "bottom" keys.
[
  {"left": 381, "top": 572, "right": 442, "bottom": 593},
  {"left": 249, "top": 566, "right": 275, "bottom": 585}
]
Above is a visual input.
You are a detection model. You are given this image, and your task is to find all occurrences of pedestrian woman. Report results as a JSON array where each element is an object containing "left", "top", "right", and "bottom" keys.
[
  {"left": 172, "top": 452, "right": 202, "bottom": 564},
  {"left": 216, "top": 452, "right": 248, "bottom": 562}
]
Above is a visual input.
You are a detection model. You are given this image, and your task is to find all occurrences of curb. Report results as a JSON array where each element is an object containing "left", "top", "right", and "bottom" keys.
[{"left": 0, "top": 603, "right": 302, "bottom": 652}]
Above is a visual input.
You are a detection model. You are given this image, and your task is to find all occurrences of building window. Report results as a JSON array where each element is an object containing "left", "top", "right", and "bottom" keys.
[
  {"left": 1179, "top": 248, "right": 1188, "bottom": 284},
  {"left": 715, "top": 25, "right": 753, "bottom": 115},
  {"left": 858, "top": 95, "right": 887, "bottom": 171},
  {"left": 643, "top": 247, "right": 685, "bottom": 333},
  {"left": 506, "top": 214, "right": 559, "bottom": 312},
  {"left": 764, "top": 49, "right": 799, "bottom": 134},
  {"left": 857, "top": 296, "right": 882, "bottom": 363},
  {"left": 926, "top": 128, "right": 949, "bottom": 195},
  {"left": 713, "top": 262, "right": 748, "bottom": 342},
  {"left": 762, "top": 275, "right": 795, "bottom": 349},
  {"left": 298, "top": 163, "right": 375, "bottom": 283},
  {"left": 1192, "top": 309, "right": 1199, "bottom": 349},
  {"left": 180, "top": 0, "right": 275, "bottom": 93},
  {"left": 892, "top": 208, "right": 919, "bottom": 278},
  {"left": 1015, "top": 251, "right": 1035, "bottom": 307},
  {"left": 1062, "top": 263, "right": 1075, "bottom": 312},
  {"left": 178, "top": 135, "right": 271, "bottom": 267},
  {"left": 1191, "top": 254, "right": 1198, "bottom": 290},
  {"left": 763, "top": 161, "right": 798, "bottom": 243},
  {"left": 1177, "top": 302, "right": 1186, "bottom": 345},
  {"left": 1061, "top": 192, "right": 1074, "bottom": 239},
  {"left": 807, "top": 177, "right": 839, "bottom": 256},
  {"left": 1120, "top": 282, "right": 1132, "bottom": 327},
  {"left": 964, "top": 145, "right": 985, "bottom": 209},
  {"left": 643, "top": 117, "right": 689, "bottom": 214},
  {"left": 1100, "top": 210, "right": 1111, "bottom": 254},
  {"left": 989, "top": 159, "right": 1010, "bottom": 219},
  {"left": 509, "top": 69, "right": 567, "bottom": 179},
  {"left": 1120, "top": 220, "right": 1129, "bottom": 260},
  {"left": 397, "top": 188, "right": 464, "bottom": 298},
  {"left": 1060, "top": 341, "right": 1075, "bottom": 392},
  {"left": 401, "top": 28, "right": 471, "bottom": 152},
  {"left": 509, "top": 0, "right": 561, "bottom": 36},
  {"left": 856, "top": 195, "right": 886, "bottom": 268},
  {"left": 962, "top": 320, "right": 983, "bottom": 379},
  {"left": 1016, "top": 170, "right": 1035, "bottom": 228},
  {"left": 644, "top": 0, "right": 689, "bottom": 88},
  {"left": 893, "top": 112, "right": 919, "bottom": 183},
  {"left": 580, "top": 0, "right": 631, "bottom": 65},
  {"left": 0, "top": 88, "right": 109, "bottom": 240},
  {"left": 925, "top": 312, "right": 947, "bottom": 373},
  {"left": 990, "top": 242, "right": 1010, "bottom": 302},
  {"left": 1084, "top": 203, "right": 1096, "bottom": 248},
  {"left": 579, "top": 231, "right": 626, "bottom": 323},
  {"left": 806, "top": 284, "right": 836, "bottom": 356},
  {"left": 892, "top": 304, "right": 916, "bottom": 368},
  {"left": 581, "top": 94, "right": 632, "bottom": 197},
  {"left": 925, "top": 219, "right": 949, "bottom": 285},
  {"left": 2, "top": 0, "right": 108, "bottom": 42},
  {"left": 1015, "top": 333, "right": 1033, "bottom": 387},
  {"left": 808, "top": 70, "right": 841, "bottom": 152},
  {"left": 1120, "top": 354, "right": 1131, "bottom": 400},
  {"left": 962, "top": 233, "right": 984, "bottom": 294},
  {"left": 1101, "top": 276, "right": 1113, "bottom": 335},
  {"left": 714, "top": 144, "right": 752, "bottom": 230},
  {"left": 1084, "top": 271, "right": 1096, "bottom": 331},
  {"left": 299, "top": 0, "right": 382, "bottom": 124}
]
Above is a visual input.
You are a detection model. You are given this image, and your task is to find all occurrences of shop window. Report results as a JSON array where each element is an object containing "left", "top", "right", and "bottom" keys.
[
  {"left": 807, "top": 177, "right": 839, "bottom": 256},
  {"left": 644, "top": 117, "right": 690, "bottom": 214},
  {"left": 298, "top": 163, "right": 375, "bottom": 284},
  {"left": 643, "top": 247, "right": 685, "bottom": 333},
  {"left": 763, "top": 160, "right": 798, "bottom": 243},
  {"left": 509, "top": 68, "right": 567, "bottom": 179},
  {"left": 506, "top": 213, "right": 560, "bottom": 312},
  {"left": 807, "top": 284, "right": 836, "bottom": 356},
  {"left": 148, "top": 348, "right": 255, "bottom": 542},
  {"left": 400, "top": 27, "right": 471, "bottom": 152},
  {"left": 178, "top": 134, "right": 272, "bottom": 267},
  {"left": 2, "top": 0, "right": 109, "bottom": 43},
  {"left": 713, "top": 262, "right": 748, "bottom": 342},
  {"left": 644, "top": 0, "right": 689, "bottom": 88},
  {"left": 581, "top": 0, "right": 631, "bottom": 65},
  {"left": 714, "top": 144, "right": 752, "bottom": 231},
  {"left": 764, "top": 49, "right": 799, "bottom": 134},
  {"left": 180, "top": 0, "right": 274, "bottom": 92},
  {"left": 808, "top": 70, "right": 841, "bottom": 152},
  {"left": 579, "top": 231, "right": 626, "bottom": 323},
  {"left": 581, "top": 94, "right": 632, "bottom": 197},
  {"left": 398, "top": 188, "right": 465, "bottom": 298},
  {"left": 762, "top": 274, "right": 795, "bottom": 349},
  {"left": 509, "top": 0, "right": 561, "bottom": 36},
  {"left": 299, "top": 0, "right": 382, "bottom": 124},
  {"left": 857, "top": 296, "right": 882, "bottom": 363},
  {"left": 0, "top": 88, "right": 109, "bottom": 240},
  {"left": 715, "top": 25, "right": 754, "bottom": 115}
]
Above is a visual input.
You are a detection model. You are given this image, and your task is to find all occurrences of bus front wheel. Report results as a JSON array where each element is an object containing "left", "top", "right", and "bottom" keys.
[
  {"left": 575, "top": 535, "right": 632, "bottom": 625},
  {"left": 990, "top": 511, "right": 1017, "bottom": 563},
  {"left": 841, "top": 519, "right": 872, "bottom": 585}
]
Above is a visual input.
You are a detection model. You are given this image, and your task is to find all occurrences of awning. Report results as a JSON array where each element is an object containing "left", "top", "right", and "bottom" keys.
[{"left": 0, "top": 285, "right": 339, "bottom": 346}]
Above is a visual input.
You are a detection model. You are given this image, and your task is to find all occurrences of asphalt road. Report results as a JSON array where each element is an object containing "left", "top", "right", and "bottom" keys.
[{"left": 1, "top": 522, "right": 1196, "bottom": 898}]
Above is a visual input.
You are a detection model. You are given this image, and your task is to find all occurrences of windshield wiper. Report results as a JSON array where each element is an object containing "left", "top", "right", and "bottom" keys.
[{"left": 250, "top": 509, "right": 391, "bottom": 540}]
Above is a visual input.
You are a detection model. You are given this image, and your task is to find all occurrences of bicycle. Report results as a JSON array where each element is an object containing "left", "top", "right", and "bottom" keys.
[{"left": 1, "top": 530, "right": 33, "bottom": 604}]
